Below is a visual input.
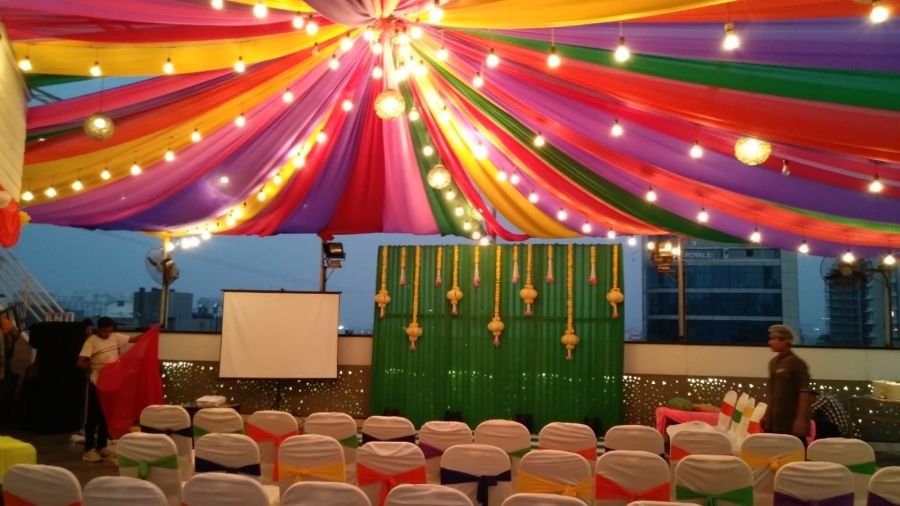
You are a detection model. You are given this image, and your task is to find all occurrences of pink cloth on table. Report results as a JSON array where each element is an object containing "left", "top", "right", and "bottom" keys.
[{"left": 654, "top": 407, "right": 815, "bottom": 442}]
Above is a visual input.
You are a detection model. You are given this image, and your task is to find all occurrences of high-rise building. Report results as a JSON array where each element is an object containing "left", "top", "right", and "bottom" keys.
[
  {"left": 823, "top": 259, "right": 898, "bottom": 347},
  {"left": 133, "top": 287, "right": 193, "bottom": 329}
]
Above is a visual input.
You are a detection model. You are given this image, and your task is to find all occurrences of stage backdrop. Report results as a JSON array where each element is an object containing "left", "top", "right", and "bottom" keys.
[{"left": 371, "top": 243, "right": 624, "bottom": 430}]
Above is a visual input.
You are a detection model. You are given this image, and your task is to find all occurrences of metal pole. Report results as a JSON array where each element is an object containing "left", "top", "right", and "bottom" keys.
[
  {"left": 882, "top": 269, "right": 893, "bottom": 348},
  {"left": 677, "top": 236, "right": 687, "bottom": 343},
  {"left": 159, "top": 237, "right": 171, "bottom": 329},
  {"left": 319, "top": 239, "right": 327, "bottom": 292}
]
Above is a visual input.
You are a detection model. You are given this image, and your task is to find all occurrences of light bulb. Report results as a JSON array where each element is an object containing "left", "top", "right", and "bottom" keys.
[
  {"left": 342, "top": 99, "right": 353, "bottom": 112},
  {"left": 750, "top": 229, "right": 761, "bottom": 243},
  {"left": 231, "top": 206, "right": 243, "bottom": 219},
  {"left": 841, "top": 250, "right": 855, "bottom": 264},
  {"left": 455, "top": 206, "right": 464, "bottom": 217},
  {"left": 22, "top": 191, "right": 34, "bottom": 201},
  {"left": 130, "top": 163, "right": 142, "bottom": 176},
  {"left": 191, "top": 129, "right": 202, "bottom": 143},
  {"left": 165, "top": 148, "right": 175, "bottom": 162},
  {"left": 869, "top": 176, "right": 884, "bottom": 193},
  {"left": 690, "top": 141, "right": 703, "bottom": 159},
  {"left": 473, "top": 143, "right": 488, "bottom": 160},
  {"left": 100, "top": 169, "right": 111, "bottom": 180},
  {"left": 509, "top": 173, "right": 520, "bottom": 185},
  {"left": 71, "top": 180, "right": 84, "bottom": 191},
  {"left": 372, "top": 42, "right": 383, "bottom": 55},
  {"left": 607, "top": 229, "right": 617, "bottom": 239},
  {"left": 472, "top": 72, "right": 484, "bottom": 88},
  {"left": 329, "top": 55, "right": 339, "bottom": 70},
  {"left": 438, "top": 107, "right": 451, "bottom": 122},
  {"left": 294, "top": 155, "right": 306, "bottom": 168},
  {"left": 408, "top": 109, "right": 420, "bottom": 121},
  {"left": 410, "top": 26, "right": 423, "bottom": 40},
  {"left": 646, "top": 241, "right": 656, "bottom": 251},
  {"left": 428, "top": 2, "right": 444, "bottom": 23},
  {"left": 90, "top": 61, "right": 102, "bottom": 77},
  {"left": 614, "top": 36, "right": 630, "bottom": 62},
  {"left": 422, "top": 145, "right": 434, "bottom": 157},
  {"left": 781, "top": 159, "right": 791, "bottom": 176},
  {"left": 445, "top": 190, "right": 455, "bottom": 201},
  {"left": 463, "top": 221, "right": 472, "bottom": 231},
  {"left": 479, "top": 236, "right": 491, "bottom": 246},
  {"left": 798, "top": 241, "right": 810, "bottom": 254},
  {"left": 252, "top": 0, "right": 266, "bottom": 17},
  {"left": 472, "top": 231, "right": 481, "bottom": 240},
  {"left": 611, "top": 119, "right": 623, "bottom": 137},
  {"left": 235, "top": 113, "right": 246, "bottom": 127},
  {"left": 534, "top": 134, "right": 545, "bottom": 147},
  {"left": 372, "top": 66, "right": 383, "bottom": 79},
  {"left": 437, "top": 47, "right": 449, "bottom": 61},
  {"left": 496, "top": 171, "right": 508, "bottom": 182},
  {"left": 92, "top": 116, "right": 108, "bottom": 129},
  {"left": 316, "top": 131, "right": 327, "bottom": 144},
  {"left": 306, "top": 16, "right": 318, "bottom": 35},
  {"left": 163, "top": 58, "right": 174, "bottom": 74},
  {"left": 340, "top": 35, "right": 354, "bottom": 52},
  {"left": 273, "top": 174, "right": 283, "bottom": 185},
  {"left": 723, "top": 22, "right": 740, "bottom": 50},
  {"left": 292, "top": 15, "right": 304, "bottom": 29},
  {"left": 220, "top": 175, "right": 230, "bottom": 184},
  {"left": 363, "top": 28, "right": 375, "bottom": 41},
  {"left": 257, "top": 190, "right": 267, "bottom": 202},
  {"left": 547, "top": 46, "right": 560, "bottom": 68},
  {"left": 397, "top": 32, "right": 411, "bottom": 45},
  {"left": 201, "top": 231, "right": 212, "bottom": 240},
  {"left": 871, "top": 1, "right": 890, "bottom": 23},
  {"left": 226, "top": 215, "right": 236, "bottom": 226},
  {"left": 697, "top": 208, "right": 709, "bottom": 223},
  {"left": 528, "top": 192, "right": 539, "bottom": 203},
  {"left": 627, "top": 236, "right": 637, "bottom": 247},
  {"left": 557, "top": 209, "right": 568, "bottom": 221},
  {"left": 211, "top": 0, "right": 223, "bottom": 9},
  {"left": 645, "top": 188, "right": 657, "bottom": 202},
  {"left": 486, "top": 49, "right": 500, "bottom": 68},
  {"left": 883, "top": 253, "right": 896, "bottom": 266},
  {"left": 18, "top": 57, "right": 32, "bottom": 72},
  {"left": 234, "top": 56, "right": 246, "bottom": 73},
  {"left": 283, "top": 90, "right": 294, "bottom": 103}
]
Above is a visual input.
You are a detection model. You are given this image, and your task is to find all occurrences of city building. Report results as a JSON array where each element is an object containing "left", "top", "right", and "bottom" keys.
[{"left": 823, "top": 259, "right": 899, "bottom": 347}]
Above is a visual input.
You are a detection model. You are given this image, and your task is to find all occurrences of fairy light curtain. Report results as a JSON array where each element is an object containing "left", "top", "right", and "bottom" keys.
[{"left": 370, "top": 243, "right": 624, "bottom": 428}]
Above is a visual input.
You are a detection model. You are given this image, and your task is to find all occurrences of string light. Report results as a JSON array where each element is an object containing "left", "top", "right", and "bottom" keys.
[
  {"left": 226, "top": 215, "right": 236, "bottom": 226},
  {"left": 750, "top": 228, "right": 762, "bottom": 243},
  {"left": 257, "top": 190, "right": 267, "bottom": 202},
  {"left": 614, "top": 36, "right": 631, "bottom": 62},
  {"left": 798, "top": 240, "right": 810, "bottom": 254},
  {"left": 556, "top": 209, "right": 568, "bottom": 221},
  {"left": 627, "top": 236, "right": 637, "bottom": 247},
  {"left": 18, "top": 56, "right": 32, "bottom": 72},
  {"left": 472, "top": 72, "right": 484, "bottom": 88},
  {"left": 408, "top": 109, "right": 420, "bottom": 121},
  {"left": 455, "top": 206, "right": 464, "bottom": 217},
  {"left": 363, "top": 28, "right": 375, "bottom": 41},
  {"left": 438, "top": 107, "right": 451, "bottom": 122},
  {"left": 201, "top": 231, "right": 212, "bottom": 240},
  {"left": 528, "top": 192, "right": 539, "bottom": 203},
  {"left": 191, "top": 128, "right": 202, "bottom": 143},
  {"left": 231, "top": 206, "right": 244, "bottom": 219},
  {"left": 234, "top": 56, "right": 246, "bottom": 73},
  {"left": 220, "top": 175, "right": 230, "bottom": 184},
  {"left": 283, "top": 89, "right": 294, "bottom": 103},
  {"left": 45, "top": 187, "right": 57, "bottom": 198},
  {"left": 646, "top": 240, "right": 656, "bottom": 251},
  {"left": 496, "top": 171, "right": 508, "bottom": 182},
  {"left": 463, "top": 221, "right": 472, "bottom": 231},
  {"left": 422, "top": 145, "right": 435, "bottom": 157},
  {"left": 547, "top": 45, "right": 560, "bottom": 68},
  {"left": 607, "top": 229, "right": 617, "bottom": 239},
  {"left": 884, "top": 252, "right": 896, "bottom": 266},
  {"left": 211, "top": 0, "right": 223, "bottom": 9},
  {"left": 292, "top": 14, "right": 305, "bottom": 29},
  {"left": 316, "top": 131, "right": 327, "bottom": 144},
  {"left": 445, "top": 190, "right": 455, "bottom": 200},
  {"left": 90, "top": 61, "right": 102, "bottom": 77},
  {"left": 486, "top": 48, "right": 500, "bottom": 68},
  {"left": 869, "top": 175, "right": 884, "bottom": 193},
  {"left": 611, "top": 119, "right": 623, "bottom": 137},
  {"left": 130, "top": 163, "right": 142, "bottom": 176},
  {"left": 473, "top": 142, "right": 488, "bottom": 160},
  {"left": 372, "top": 66, "right": 383, "bottom": 79},
  {"left": 100, "top": 168, "right": 111, "bottom": 180},
  {"left": 329, "top": 54, "right": 340, "bottom": 70},
  {"left": 305, "top": 15, "right": 318, "bottom": 35},
  {"left": 509, "top": 173, "right": 520, "bottom": 185},
  {"left": 841, "top": 250, "right": 856, "bottom": 264},
  {"left": 534, "top": 134, "right": 546, "bottom": 147},
  {"left": 472, "top": 231, "right": 482, "bottom": 240},
  {"left": 428, "top": 0, "right": 444, "bottom": 23},
  {"left": 723, "top": 22, "right": 740, "bottom": 50},
  {"left": 235, "top": 113, "right": 246, "bottom": 128},
  {"left": 782, "top": 159, "right": 791, "bottom": 176},
  {"left": 71, "top": 180, "right": 84, "bottom": 191},
  {"left": 340, "top": 35, "right": 354, "bottom": 52},
  {"left": 410, "top": 25, "right": 423, "bottom": 40},
  {"left": 163, "top": 58, "right": 174, "bottom": 74},
  {"left": 252, "top": 1, "right": 267, "bottom": 18},
  {"left": 294, "top": 155, "right": 306, "bottom": 168},
  {"left": 697, "top": 207, "right": 709, "bottom": 223},
  {"left": 437, "top": 47, "right": 449, "bottom": 61},
  {"left": 870, "top": 0, "right": 890, "bottom": 23},
  {"left": 397, "top": 30, "right": 411, "bottom": 45},
  {"left": 645, "top": 187, "right": 657, "bottom": 202},
  {"left": 690, "top": 140, "right": 703, "bottom": 159},
  {"left": 22, "top": 191, "right": 34, "bottom": 201},
  {"left": 341, "top": 99, "right": 353, "bottom": 112},
  {"left": 165, "top": 148, "right": 175, "bottom": 162},
  {"left": 372, "top": 42, "right": 383, "bottom": 55},
  {"left": 581, "top": 222, "right": 592, "bottom": 234},
  {"left": 273, "top": 174, "right": 283, "bottom": 185}
]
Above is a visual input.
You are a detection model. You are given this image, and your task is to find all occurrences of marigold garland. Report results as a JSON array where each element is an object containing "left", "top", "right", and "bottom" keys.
[
  {"left": 520, "top": 244, "right": 537, "bottom": 316},
  {"left": 487, "top": 245, "right": 505, "bottom": 346},
  {"left": 399, "top": 246, "right": 407, "bottom": 286},
  {"left": 589, "top": 245, "right": 598, "bottom": 285},
  {"left": 560, "top": 243, "right": 579, "bottom": 360},
  {"left": 446, "top": 245, "right": 463, "bottom": 315},
  {"left": 374, "top": 245, "right": 391, "bottom": 319},
  {"left": 435, "top": 246, "right": 443, "bottom": 286},
  {"left": 406, "top": 246, "right": 422, "bottom": 351},
  {"left": 606, "top": 244, "right": 624, "bottom": 319},
  {"left": 511, "top": 244, "right": 520, "bottom": 284},
  {"left": 473, "top": 243, "right": 481, "bottom": 287},
  {"left": 545, "top": 244, "right": 555, "bottom": 283}
]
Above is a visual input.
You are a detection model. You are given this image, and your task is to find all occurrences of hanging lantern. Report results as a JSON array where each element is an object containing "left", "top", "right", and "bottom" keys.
[
  {"left": 446, "top": 245, "right": 464, "bottom": 315},
  {"left": 84, "top": 113, "right": 114, "bottom": 140},
  {"left": 374, "top": 89, "right": 406, "bottom": 120},
  {"left": 427, "top": 164, "right": 451, "bottom": 190},
  {"left": 606, "top": 244, "right": 624, "bottom": 318},
  {"left": 734, "top": 137, "right": 772, "bottom": 166}
]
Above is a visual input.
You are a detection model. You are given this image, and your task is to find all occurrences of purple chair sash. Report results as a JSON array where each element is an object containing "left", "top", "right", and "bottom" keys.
[
  {"left": 360, "top": 432, "right": 417, "bottom": 444},
  {"left": 418, "top": 441, "right": 445, "bottom": 459},
  {"left": 868, "top": 493, "right": 897, "bottom": 506},
  {"left": 774, "top": 491, "right": 855, "bottom": 506}
]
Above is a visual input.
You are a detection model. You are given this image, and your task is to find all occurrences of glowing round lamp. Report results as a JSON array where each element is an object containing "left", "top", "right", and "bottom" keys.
[
  {"left": 427, "top": 164, "right": 452, "bottom": 190},
  {"left": 734, "top": 137, "right": 772, "bottom": 165},
  {"left": 84, "top": 113, "right": 114, "bottom": 140},
  {"left": 374, "top": 89, "right": 406, "bottom": 119}
]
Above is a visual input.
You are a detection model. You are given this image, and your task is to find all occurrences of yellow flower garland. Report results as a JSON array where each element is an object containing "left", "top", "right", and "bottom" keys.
[
  {"left": 488, "top": 245, "right": 505, "bottom": 346},
  {"left": 374, "top": 245, "right": 391, "bottom": 319},
  {"left": 512, "top": 244, "right": 520, "bottom": 284},
  {"left": 589, "top": 245, "right": 598, "bottom": 285},
  {"left": 406, "top": 246, "right": 422, "bottom": 351},
  {"left": 446, "top": 245, "right": 463, "bottom": 315},
  {"left": 520, "top": 243, "right": 537, "bottom": 315},
  {"left": 435, "top": 246, "right": 443, "bottom": 286},
  {"left": 399, "top": 246, "right": 407, "bottom": 286},
  {"left": 561, "top": 243, "right": 579, "bottom": 359},
  {"left": 473, "top": 243, "right": 481, "bottom": 287},
  {"left": 546, "top": 244, "right": 555, "bottom": 282},
  {"left": 606, "top": 244, "right": 624, "bottom": 319}
]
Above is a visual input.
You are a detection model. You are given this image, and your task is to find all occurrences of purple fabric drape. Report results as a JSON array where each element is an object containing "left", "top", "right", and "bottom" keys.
[
  {"left": 3, "top": 0, "right": 296, "bottom": 25},
  {"left": 305, "top": 0, "right": 431, "bottom": 26}
]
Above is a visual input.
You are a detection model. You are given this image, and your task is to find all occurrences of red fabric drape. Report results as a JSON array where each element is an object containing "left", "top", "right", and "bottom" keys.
[
  {"left": 0, "top": 201, "right": 23, "bottom": 248},
  {"left": 642, "top": 0, "right": 869, "bottom": 22}
]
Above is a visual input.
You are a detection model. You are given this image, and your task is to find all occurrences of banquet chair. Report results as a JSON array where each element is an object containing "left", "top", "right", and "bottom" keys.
[
  {"left": 674, "top": 455, "right": 753, "bottom": 506},
  {"left": 441, "top": 444, "right": 513, "bottom": 506},
  {"left": 181, "top": 473, "right": 269, "bottom": 506},
  {"left": 83, "top": 476, "right": 167, "bottom": 506},
  {"left": 192, "top": 407, "right": 244, "bottom": 445},
  {"left": 740, "top": 434, "right": 805, "bottom": 506},
  {"left": 2, "top": 464, "right": 82, "bottom": 506},
  {"left": 717, "top": 391, "right": 739, "bottom": 432},
  {"left": 386, "top": 484, "right": 475, "bottom": 506},
  {"left": 276, "top": 434, "right": 346, "bottom": 495},
  {"left": 475, "top": 420, "right": 532, "bottom": 483},
  {"left": 538, "top": 422, "right": 598, "bottom": 462},
  {"left": 194, "top": 432, "right": 279, "bottom": 504},
  {"left": 595, "top": 450, "right": 671, "bottom": 506},
  {"left": 669, "top": 429, "right": 733, "bottom": 476},
  {"left": 503, "top": 493, "right": 586, "bottom": 505},
  {"left": 357, "top": 441, "right": 427, "bottom": 506},
  {"left": 807, "top": 438, "right": 876, "bottom": 506},
  {"left": 140, "top": 404, "right": 195, "bottom": 480},
  {"left": 361, "top": 415, "right": 417, "bottom": 444},
  {"left": 246, "top": 410, "right": 300, "bottom": 484},
  {"left": 420, "top": 421, "right": 474, "bottom": 483},
  {"left": 281, "top": 481, "right": 372, "bottom": 506},
  {"left": 117, "top": 432, "right": 182, "bottom": 506},
  {"left": 518, "top": 449, "right": 593, "bottom": 504},
  {"left": 868, "top": 467, "right": 900, "bottom": 506},
  {"left": 773, "top": 462, "right": 854, "bottom": 506},
  {"left": 604, "top": 426, "right": 665, "bottom": 456},
  {"left": 304, "top": 411, "right": 359, "bottom": 483}
]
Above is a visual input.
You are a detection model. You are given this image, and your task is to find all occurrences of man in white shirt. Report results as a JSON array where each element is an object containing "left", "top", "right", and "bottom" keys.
[{"left": 77, "top": 316, "right": 137, "bottom": 462}]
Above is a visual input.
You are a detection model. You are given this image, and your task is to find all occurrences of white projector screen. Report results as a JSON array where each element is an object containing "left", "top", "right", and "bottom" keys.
[{"left": 219, "top": 290, "right": 339, "bottom": 379}]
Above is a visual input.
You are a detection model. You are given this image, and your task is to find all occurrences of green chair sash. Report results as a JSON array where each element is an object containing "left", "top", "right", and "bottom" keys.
[
  {"left": 118, "top": 454, "right": 179, "bottom": 480},
  {"left": 676, "top": 485, "right": 754, "bottom": 506},
  {"left": 508, "top": 447, "right": 531, "bottom": 458},
  {"left": 339, "top": 435, "right": 359, "bottom": 448},
  {"left": 846, "top": 461, "right": 877, "bottom": 475}
]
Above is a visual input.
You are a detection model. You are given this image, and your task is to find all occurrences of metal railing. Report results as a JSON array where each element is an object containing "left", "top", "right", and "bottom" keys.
[{"left": 0, "top": 247, "right": 66, "bottom": 323}]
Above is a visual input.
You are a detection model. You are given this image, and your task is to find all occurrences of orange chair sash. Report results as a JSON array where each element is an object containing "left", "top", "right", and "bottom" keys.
[{"left": 357, "top": 463, "right": 427, "bottom": 506}]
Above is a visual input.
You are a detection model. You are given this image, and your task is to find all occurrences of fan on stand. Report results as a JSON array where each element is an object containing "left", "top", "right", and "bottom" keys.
[{"left": 145, "top": 248, "right": 180, "bottom": 328}]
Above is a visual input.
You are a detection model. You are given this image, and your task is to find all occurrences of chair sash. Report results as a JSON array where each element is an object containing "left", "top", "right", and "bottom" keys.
[
  {"left": 440, "top": 467, "right": 511, "bottom": 506},
  {"left": 517, "top": 470, "right": 592, "bottom": 501},
  {"left": 278, "top": 460, "right": 345, "bottom": 483},
  {"left": 244, "top": 423, "right": 298, "bottom": 481},
  {"left": 537, "top": 445, "right": 596, "bottom": 460},
  {"left": 140, "top": 425, "right": 194, "bottom": 439},
  {"left": 357, "top": 463, "right": 427, "bottom": 506},
  {"left": 2, "top": 493, "right": 81, "bottom": 506},
  {"left": 194, "top": 457, "right": 261, "bottom": 476},
  {"left": 338, "top": 434, "right": 359, "bottom": 448},
  {"left": 747, "top": 421, "right": 762, "bottom": 434},
  {"left": 720, "top": 402, "right": 735, "bottom": 418},
  {"left": 193, "top": 426, "right": 244, "bottom": 438},
  {"left": 418, "top": 441, "right": 445, "bottom": 460},
  {"left": 740, "top": 450, "right": 805, "bottom": 471},
  {"left": 676, "top": 485, "right": 754, "bottom": 506},
  {"left": 508, "top": 447, "right": 531, "bottom": 459},
  {"left": 595, "top": 474, "right": 670, "bottom": 502},
  {"left": 732, "top": 409, "right": 744, "bottom": 424},
  {"left": 773, "top": 491, "right": 855, "bottom": 506},
  {"left": 602, "top": 447, "right": 667, "bottom": 459},
  {"left": 845, "top": 461, "right": 877, "bottom": 475},
  {"left": 360, "top": 432, "right": 416, "bottom": 444},
  {"left": 118, "top": 453, "right": 180, "bottom": 480},
  {"left": 670, "top": 444, "right": 691, "bottom": 461},
  {"left": 866, "top": 493, "right": 896, "bottom": 506}
]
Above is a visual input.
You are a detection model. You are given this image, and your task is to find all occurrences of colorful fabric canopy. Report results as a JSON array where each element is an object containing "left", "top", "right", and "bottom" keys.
[{"left": 6, "top": 0, "right": 899, "bottom": 256}]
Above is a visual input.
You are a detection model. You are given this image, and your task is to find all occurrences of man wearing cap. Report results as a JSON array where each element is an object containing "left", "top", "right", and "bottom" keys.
[{"left": 764, "top": 324, "right": 812, "bottom": 441}]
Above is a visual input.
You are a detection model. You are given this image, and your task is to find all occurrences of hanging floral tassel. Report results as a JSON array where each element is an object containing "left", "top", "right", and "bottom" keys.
[
  {"left": 511, "top": 244, "right": 520, "bottom": 284},
  {"left": 606, "top": 244, "right": 624, "bottom": 319},
  {"left": 406, "top": 246, "right": 422, "bottom": 351},
  {"left": 434, "top": 246, "right": 443, "bottom": 286},
  {"left": 560, "top": 244, "right": 579, "bottom": 360},
  {"left": 446, "top": 245, "right": 463, "bottom": 315},
  {"left": 588, "top": 245, "right": 598, "bottom": 285},
  {"left": 519, "top": 244, "right": 538, "bottom": 316},
  {"left": 545, "top": 244, "right": 555, "bottom": 283},
  {"left": 374, "top": 245, "right": 391, "bottom": 319},
  {"left": 473, "top": 244, "right": 481, "bottom": 287},
  {"left": 487, "top": 245, "right": 505, "bottom": 346},
  {"left": 399, "top": 246, "right": 407, "bottom": 286}
]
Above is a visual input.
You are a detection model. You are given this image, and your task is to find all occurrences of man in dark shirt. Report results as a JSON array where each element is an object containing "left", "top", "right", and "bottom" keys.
[{"left": 764, "top": 325, "right": 812, "bottom": 441}]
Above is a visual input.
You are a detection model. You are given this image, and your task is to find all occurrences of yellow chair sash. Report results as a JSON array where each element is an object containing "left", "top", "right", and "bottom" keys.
[
  {"left": 741, "top": 450, "right": 805, "bottom": 471},
  {"left": 518, "top": 470, "right": 592, "bottom": 501},
  {"left": 277, "top": 460, "right": 345, "bottom": 483}
]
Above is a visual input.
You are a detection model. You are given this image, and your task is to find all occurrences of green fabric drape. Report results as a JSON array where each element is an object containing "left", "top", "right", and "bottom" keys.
[
  {"left": 27, "top": 74, "right": 91, "bottom": 89},
  {"left": 371, "top": 244, "right": 624, "bottom": 430}
]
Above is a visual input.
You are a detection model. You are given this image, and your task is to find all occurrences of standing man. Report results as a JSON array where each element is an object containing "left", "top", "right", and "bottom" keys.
[{"left": 764, "top": 324, "right": 812, "bottom": 442}]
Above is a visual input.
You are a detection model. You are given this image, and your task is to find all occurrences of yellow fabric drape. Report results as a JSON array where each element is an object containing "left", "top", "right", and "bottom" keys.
[
  {"left": 12, "top": 25, "right": 345, "bottom": 76},
  {"left": 278, "top": 460, "right": 346, "bottom": 483},
  {"left": 437, "top": 0, "right": 735, "bottom": 28},
  {"left": 741, "top": 450, "right": 805, "bottom": 471},
  {"left": 518, "top": 470, "right": 592, "bottom": 501},
  {"left": 228, "top": 0, "right": 313, "bottom": 11}
]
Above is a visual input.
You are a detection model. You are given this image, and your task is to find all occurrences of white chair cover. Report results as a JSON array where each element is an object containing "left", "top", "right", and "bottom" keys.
[
  {"left": 246, "top": 410, "right": 300, "bottom": 485},
  {"left": 604, "top": 426, "right": 664, "bottom": 455},
  {"left": 420, "top": 421, "right": 474, "bottom": 483},
  {"left": 362, "top": 416, "right": 417, "bottom": 443},
  {"left": 666, "top": 422, "right": 716, "bottom": 442},
  {"left": 773, "top": 462, "right": 854, "bottom": 504},
  {"left": 357, "top": 442, "right": 427, "bottom": 506},
  {"left": 181, "top": 473, "right": 269, "bottom": 506},
  {"left": 868, "top": 467, "right": 900, "bottom": 506},
  {"left": 84, "top": 476, "right": 167, "bottom": 506},
  {"left": 2, "top": 464, "right": 82, "bottom": 506},
  {"left": 670, "top": 429, "right": 734, "bottom": 476},
  {"left": 277, "top": 434, "right": 347, "bottom": 495},
  {"left": 117, "top": 432, "right": 182, "bottom": 506},
  {"left": 538, "top": 422, "right": 598, "bottom": 462},
  {"left": 193, "top": 408, "right": 244, "bottom": 444},
  {"left": 518, "top": 449, "right": 593, "bottom": 504},
  {"left": 595, "top": 450, "right": 670, "bottom": 506},
  {"left": 740, "top": 434, "right": 806, "bottom": 506},
  {"left": 194, "top": 431, "right": 281, "bottom": 504},
  {"left": 503, "top": 493, "right": 586, "bottom": 505},
  {"left": 282, "top": 481, "right": 372, "bottom": 506},
  {"left": 441, "top": 444, "right": 513, "bottom": 506},
  {"left": 140, "top": 404, "right": 194, "bottom": 481},
  {"left": 717, "top": 391, "right": 738, "bottom": 432},
  {"left": 807, "top": 438, "right": 876, "bottom": 506},
  {"left": 731, "top": 398, "right": 755, "bottom": 443},
  {"left": 304, "top": 412, "right": 359, "bottom": 483},
  {"left": 386, "top": 484, "right": 475, "bottom": 506},
  {"left": 475, "top": 420, "right": 532, "bottom": 483},
  {"left": 674, "top": 455, "right": 753, "bottom": 506}
]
